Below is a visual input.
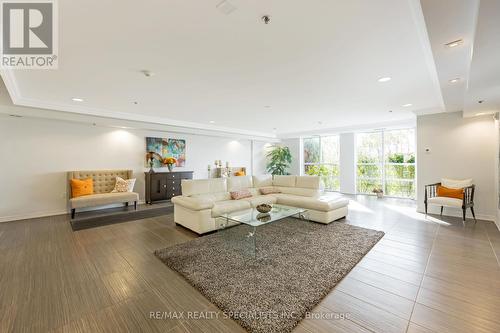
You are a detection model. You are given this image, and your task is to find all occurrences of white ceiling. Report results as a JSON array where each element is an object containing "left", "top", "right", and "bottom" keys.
[
  {"left": 420, "top": 0, "right": 500, "bottom": 118},
  {"left": 1, "top": 0, "right": 498, "bottom": 137}
]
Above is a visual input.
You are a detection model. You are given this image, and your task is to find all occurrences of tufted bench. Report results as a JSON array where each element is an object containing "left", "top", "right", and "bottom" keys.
[{"left": 68, "top": 170, "right": 139, "bottom": 219}]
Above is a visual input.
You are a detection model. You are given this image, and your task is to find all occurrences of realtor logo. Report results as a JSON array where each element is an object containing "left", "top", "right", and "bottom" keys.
[{"left": 1, "top": 0, "right": 58, "bottom": 69}]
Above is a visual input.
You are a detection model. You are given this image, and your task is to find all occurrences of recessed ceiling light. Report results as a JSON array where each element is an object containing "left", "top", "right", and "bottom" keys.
[
  {"left": 377, "top": 77, "right": 392, "bottom": 83},
  {"left": 402, "top": 103, "right": 412, "bottom": 107},
  {"left": 445, "top": 39, "right": 463, "bottom": 48},
  {"left": 449, "top": 78, "right": 461, "bottom": 83},
  {"left": 478, "top": 100, "right": 485, "bottom": 104},
  {"left": 132, "top": 101, "right": 138, "bottom": 105},
  {"left": 209, "top": 120, "right": 215, "bottom": 124},
  {"left": 264, "top": 105, "right": 271, "bottom": 108},
  {"left": 72, "top": 97, "right": 84, "bottom": 102},
  {"left": 388, "top": 110, "right": 393, "bottom": 113},
  {"left": 272, "top": 127, "right": 277, "bottom": 131}
]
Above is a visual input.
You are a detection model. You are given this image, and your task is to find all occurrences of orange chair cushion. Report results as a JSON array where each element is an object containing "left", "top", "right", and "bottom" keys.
[
  {"left": 437, "top": 185, "right": 463, "bottom": 200},
  {"left": 234, "top": 170, "right": 246, "bottom": 176},
  {"left": 71, "top": 178, "right": 94, "bottom": 198}
]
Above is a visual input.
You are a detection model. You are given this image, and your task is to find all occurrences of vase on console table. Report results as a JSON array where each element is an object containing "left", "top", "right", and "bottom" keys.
[{"left": 167, "top": 164, "right": 174, "bottom": 172}]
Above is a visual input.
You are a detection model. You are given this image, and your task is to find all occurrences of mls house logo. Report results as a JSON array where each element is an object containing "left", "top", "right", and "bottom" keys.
[{"left": 1, "top": 0, "right": 58, "bottom": 69}]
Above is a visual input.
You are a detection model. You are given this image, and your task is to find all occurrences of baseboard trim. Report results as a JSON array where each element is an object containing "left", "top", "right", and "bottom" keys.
[
  {"left": 0, "top": 200, "right": 147, "bottom": 223},
  {"left": 0, "top": 210, "right": 68, "bottom": 223}
]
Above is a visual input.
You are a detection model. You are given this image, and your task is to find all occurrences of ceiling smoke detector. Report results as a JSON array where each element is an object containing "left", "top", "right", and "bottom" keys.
[
  {"left": 261, "top": 15, "right": 271, "bottom": 24},
  {"left": 141, "top": 70, "right": 154, "bottom": 77}
]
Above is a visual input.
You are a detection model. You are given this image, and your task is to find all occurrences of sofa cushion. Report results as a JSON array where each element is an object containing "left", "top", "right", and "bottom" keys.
[
  {"left": 70, "top": 192, "right": 139, "bottom": 209},
  {"left": 182, "top": 178, "right": 227, "bottom": 196},
  {"left": 441, "top": 178, "right": 473, "bottom": 189},
  {"left": 227, "top": 176, "right": 253, "bottom": 191},
  {"left": 252, "top": 175, "right": 273, "bottom": 188},
  {"left": 211, "top": 200, "right": 251, "bottom": 217},
  {"left": 296, "top": 176, "right": 320, "bottom": 189},
  {"left": 428, "top": 196, "right": 463, "bottom": 208},
  {"left": 241, "top": 195, "right": 278, "bottom": 207},
  {"left": 171, "top": 196, "right": 215, "bottom": 211},
  {"left": 274, "top": 194, "right": 349, "bottom": 212},
  {"left": 260, "top": 186, "right": 281, "bottom": 195},
  {"left": 191, "top": 192, "right": 231, "bottom": 202},
  {"left": 273, "top": 175, "right": 296, "bottom": 187},
  {"left": 278, "top": 187, "right": 320, "bottom": 197}
]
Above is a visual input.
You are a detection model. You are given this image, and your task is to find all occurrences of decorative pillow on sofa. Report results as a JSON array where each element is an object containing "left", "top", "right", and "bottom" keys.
[
  {"left": 112, "top": 177, "right": 136, "bottom": 193},
  {"left": 437, "top": 185, "right": 464, "bottom": 200},
  {"left": 70, "top": 178, "right": 94, "bottom": 198},
  {"left": 260, "top": 187, "right": 281, "bottom": 195},
  {"left": 230, "top": 189, "right": 252, "bottom": 200}
]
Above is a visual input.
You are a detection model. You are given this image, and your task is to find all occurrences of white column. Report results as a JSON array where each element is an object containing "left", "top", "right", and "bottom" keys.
[{"left": 340, "top": 133, "right": 356, "bottom": 194}]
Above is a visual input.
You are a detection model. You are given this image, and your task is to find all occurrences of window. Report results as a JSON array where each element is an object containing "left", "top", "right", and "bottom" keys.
[
  {"left": 356, "top": 129, "right": 415, "bottom": 198},
  {"left": 303, "top": 135, "right": 340, "bottom": 191}
]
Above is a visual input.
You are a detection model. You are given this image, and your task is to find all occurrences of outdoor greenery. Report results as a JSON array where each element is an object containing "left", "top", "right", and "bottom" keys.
[
  {"left": 266, "top": 145, "right": 292, "bottom": 175},
  {"left": 356, "top": 130, "right": 415, "bottom": 198},
  {"left": 303, "top": 136, "right": 340, "bottom": 191},
  {"left": 305, "top": 164, "right": 340, "bottom": 190}
]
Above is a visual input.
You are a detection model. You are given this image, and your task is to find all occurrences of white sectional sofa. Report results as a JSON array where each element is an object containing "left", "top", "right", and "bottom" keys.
[{"left": 171, "top": 175, "right": 349, "bottom": 234}]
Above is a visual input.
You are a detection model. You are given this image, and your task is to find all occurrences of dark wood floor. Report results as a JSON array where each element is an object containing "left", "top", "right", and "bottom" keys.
[{"left": 1, "top": 196, "right": 499, "bottom": 333}]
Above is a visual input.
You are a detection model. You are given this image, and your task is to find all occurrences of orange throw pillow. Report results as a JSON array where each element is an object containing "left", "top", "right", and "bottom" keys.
[
  {"left": 71, "top": 178, "right": 94, "bottom": 198},
  {"left": 235, "top": 170, "right": 246, "bottom": 176},
  {"left": 437, "top": 185, "right": 463, "bottom": 200}
]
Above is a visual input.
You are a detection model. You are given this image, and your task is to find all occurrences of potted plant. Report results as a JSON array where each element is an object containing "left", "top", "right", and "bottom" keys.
[
  {"left": 164, "top": 157, "right": 177, "bottom": 172},
  {"left": 372, "top": 188, "right": 384, "bottom": 198},
  {"left": 266, "top": 145, "right": 292, "bottom": 175}
]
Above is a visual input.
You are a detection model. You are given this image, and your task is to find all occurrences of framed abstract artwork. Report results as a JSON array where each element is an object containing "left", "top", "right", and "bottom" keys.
[{"left": 146, "top": 137, "right": 186, "bottom": 167}]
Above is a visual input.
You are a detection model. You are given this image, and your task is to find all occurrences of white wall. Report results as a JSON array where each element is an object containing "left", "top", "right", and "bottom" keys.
[
  {"left": 417, "top": 111, "right": 497, "bottom": 221},
  {"left": 251, "top": 140, "right": 273, "bottom": 176},
  {"left": 281, "top": 138, "right": 301, "bottom": 175},
  {"left": 0, "top": 116, "right": 260, "bottom": 222}
]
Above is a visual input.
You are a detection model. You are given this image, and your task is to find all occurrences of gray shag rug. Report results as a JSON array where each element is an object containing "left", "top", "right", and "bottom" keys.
[{"left": 154, "top": 218, "right": 384, "bottom": 333}]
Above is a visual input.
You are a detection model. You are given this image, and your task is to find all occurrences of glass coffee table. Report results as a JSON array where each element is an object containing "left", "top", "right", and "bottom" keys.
[{"left": 217, "top": 204, "right": 308, "bottom": 258}]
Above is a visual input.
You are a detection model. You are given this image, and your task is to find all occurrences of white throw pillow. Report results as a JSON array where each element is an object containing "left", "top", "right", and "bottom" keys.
[
  {"left": 441, "top": 178, "right": 473, "bottom": 189},
  {"left": 112, "top": 177, "right": 136, "bottom": 193}
]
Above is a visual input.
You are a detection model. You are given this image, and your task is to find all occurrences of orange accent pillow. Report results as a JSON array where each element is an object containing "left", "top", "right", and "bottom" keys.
[
  {"left": 235, "top": 171, "right": 246, "bottom": 176},
  {"left": 437, "top": 185, "right": 463, "bottom": 200},
  {"left": 71, "top": 178, "right": 94, "bottom": 198}
]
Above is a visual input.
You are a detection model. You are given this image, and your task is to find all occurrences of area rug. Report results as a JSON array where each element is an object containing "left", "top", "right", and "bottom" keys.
[{"left": 154, "top": 218, "right": 384, "bottom": 333}]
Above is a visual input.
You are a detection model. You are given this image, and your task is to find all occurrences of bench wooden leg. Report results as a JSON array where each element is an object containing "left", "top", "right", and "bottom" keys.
[
  {"left": 125, "top": 202, "right": 129, "bottom": 207},
  {"left": 71, "top": 209, "right": 76, "bottom": 219},
  {"left": 134, "top": 201, "right": 137, "bottom": 210}
]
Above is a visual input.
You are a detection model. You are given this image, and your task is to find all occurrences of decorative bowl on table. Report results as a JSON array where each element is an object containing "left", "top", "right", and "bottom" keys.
[
  {"left": 256, "top": 213, "right": 271, "bottom": 222},
  {"left": 256, "top": 204, "right": 272, "bottom": 213}
]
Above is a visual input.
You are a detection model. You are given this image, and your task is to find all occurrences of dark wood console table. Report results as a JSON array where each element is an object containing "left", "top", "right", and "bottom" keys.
[{"left": 145, "top": 171, "right": 193, "bottom": 204}]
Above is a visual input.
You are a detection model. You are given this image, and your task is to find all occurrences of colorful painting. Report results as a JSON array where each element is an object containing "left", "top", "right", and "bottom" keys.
[{"left": 146, "top": 137, "right": 186, "bottom": 167}]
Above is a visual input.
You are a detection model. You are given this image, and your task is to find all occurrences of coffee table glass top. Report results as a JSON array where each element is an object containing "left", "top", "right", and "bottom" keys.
[{"left": 221, "top": 204, "right": 307, "bottom": 227}]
